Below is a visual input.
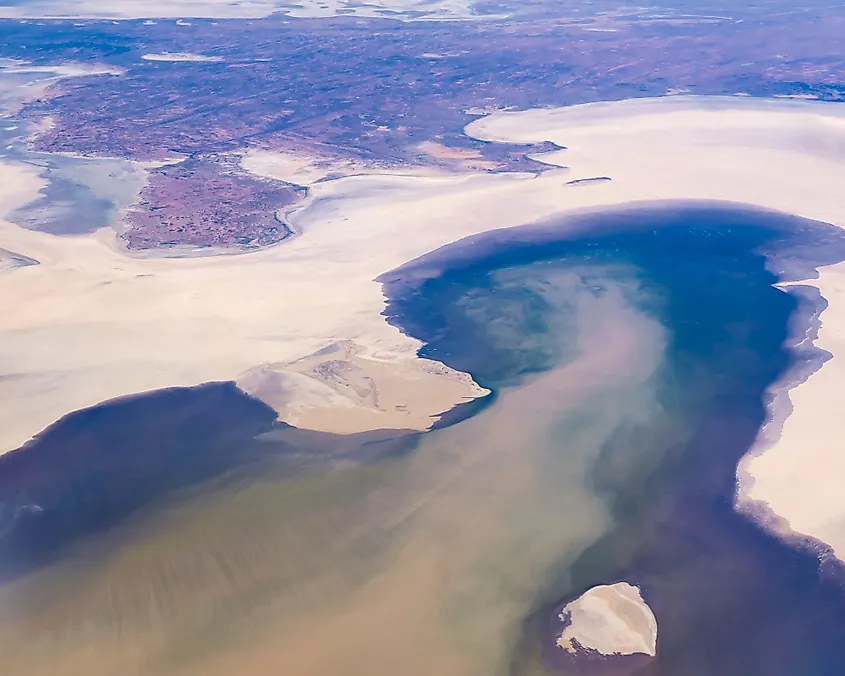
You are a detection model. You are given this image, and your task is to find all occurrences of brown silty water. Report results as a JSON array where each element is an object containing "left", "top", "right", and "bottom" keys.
[{"left": 0, "top": 271, "right": 665, "bottom": 676}]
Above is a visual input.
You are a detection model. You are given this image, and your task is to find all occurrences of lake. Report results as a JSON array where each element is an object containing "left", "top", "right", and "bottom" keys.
[{"left": 2, "top": 202, "right": 845, "bottom": 675}]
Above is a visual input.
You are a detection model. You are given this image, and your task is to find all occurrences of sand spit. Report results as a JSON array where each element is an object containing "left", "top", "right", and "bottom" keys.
[
  {"left": 237, "top": 339, "right": 482, "bottom": 435},
  {"left": 557, "top": 582, "right": 657, "bottom": 657},
  {"left": 2, "top": 97, "right": 845, "bottom": 567}
]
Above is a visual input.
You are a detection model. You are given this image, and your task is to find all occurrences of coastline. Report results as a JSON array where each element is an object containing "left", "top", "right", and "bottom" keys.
[
  {"left": 363, "top": 199, "right": 845, "bottom": 676},
  {"left": 737, "top": 265, "right": 845, "bottom": 563},
  {"left": 2, "top": 95, "right": 845, "bottom": 567}
]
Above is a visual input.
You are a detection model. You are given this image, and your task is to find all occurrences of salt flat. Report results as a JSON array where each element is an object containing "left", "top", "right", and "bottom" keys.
[{"left": 2, "top": 95, "right": 845, "bottom": 563}]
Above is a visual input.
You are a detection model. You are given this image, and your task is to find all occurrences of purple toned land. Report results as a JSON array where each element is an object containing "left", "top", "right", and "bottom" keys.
[
  {"left": 3, "top": 0, "right": 845, "bottom": 248},
  {"left": 124, "top": 157, "right": 302, "bottom": 249}
]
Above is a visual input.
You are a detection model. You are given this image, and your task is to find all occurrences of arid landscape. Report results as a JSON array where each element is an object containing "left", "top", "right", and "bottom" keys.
[{"left": 2, "top": 2, "right": 845, "bottom": 675}]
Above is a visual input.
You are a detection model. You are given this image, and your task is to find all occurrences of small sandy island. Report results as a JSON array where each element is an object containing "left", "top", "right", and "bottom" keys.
[
  {"left": 3, "top": 96, "right": 845, "bottom": 570},
  {"left": 557, "top": 582, "right": 657, "bottom": 658}
]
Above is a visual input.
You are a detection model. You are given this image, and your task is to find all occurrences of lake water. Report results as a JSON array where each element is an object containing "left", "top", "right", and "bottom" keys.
[
  {"left": 2, "top": 203, "right": 845, "bottom": 675},
  {"left": 0, "top": 116, "right": 144, "bottom": 236}
]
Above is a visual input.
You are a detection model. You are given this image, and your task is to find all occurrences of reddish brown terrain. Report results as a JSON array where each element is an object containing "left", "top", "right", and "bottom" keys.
[
  {"left": 2, "top": 0, "right": 844, "bottom": 248},
  {"left": 125, "top": 157, "right": 302, "bottom": 249}
]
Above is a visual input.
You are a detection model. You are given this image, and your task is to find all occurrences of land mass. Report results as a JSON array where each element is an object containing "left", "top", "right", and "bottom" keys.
[
  {"left": 1, "top": 97, "right": 845, "bottom": 576},
  {"left": 556, "top": 582, "right": 657, "bottom": 658},
  {"left": 2, "top": 3, "right": 844, "bottom": 247}
]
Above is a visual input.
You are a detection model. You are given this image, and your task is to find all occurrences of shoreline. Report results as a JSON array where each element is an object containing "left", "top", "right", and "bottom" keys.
[
  {"left": 2, "top": 96, "right": 845, "bottom": 565},
  {"left": 377, "top": 199, "right": 845, "bottom": 676},
  {"left": 736, "top": 266, "right": 845, "bottom": 564},
  {"left": 734, "top": 283, "right": 829, "bottom": 537}
]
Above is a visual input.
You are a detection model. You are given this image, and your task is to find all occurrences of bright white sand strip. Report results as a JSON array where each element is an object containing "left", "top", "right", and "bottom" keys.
[
  {"left": 557, "top": 582, "right": 657, "bottom": 657},
  {"left": 2, "top": 96, "right": 845, "bottom": 564},
  {"left": 737, "top": 268, "right": 845, "bottom": 562}
]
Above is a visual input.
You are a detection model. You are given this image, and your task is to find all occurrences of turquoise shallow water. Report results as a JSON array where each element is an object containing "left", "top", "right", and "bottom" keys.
[
  {"left": 2, "top": 203, "right": 845, "bottom": 675},
  {"left": 0, "top": 118, "right": 144, "bottom": 236}
]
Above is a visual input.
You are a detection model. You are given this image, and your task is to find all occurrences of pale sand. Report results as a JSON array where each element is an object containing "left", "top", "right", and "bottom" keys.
[
  {"left": 0, "top": 160, "right": 503, "bottom": 452},
  {"left": 0, "top": 277, "right": 664, "bottom": 676},
  {"left": 3, "top": 95, "right": 845, "bottom": 563},
  {"left": 240, "top": 147, "right": 448, "bottom": 186},
  {"left": 240, "top": 148, "right": 374, "bottom": 186},
  {"left": 737, "top": 266, "right": 845, "bottom": 562},
  {"left": 416, "top": 140, "right": 499, "bottom": 171},
  {"left": 557, "top": 582, "right": 657, "bottom": 657}
]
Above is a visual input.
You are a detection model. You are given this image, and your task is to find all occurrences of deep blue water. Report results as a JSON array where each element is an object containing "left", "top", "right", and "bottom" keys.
[
  {"left": 380, "top": 202, "right": 845, "bottom": 675},
  {"left": 0, "top": 384, "right": 416, "bottom": 582}
]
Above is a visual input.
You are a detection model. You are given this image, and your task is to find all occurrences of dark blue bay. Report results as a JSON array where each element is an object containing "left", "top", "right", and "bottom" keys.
[
  {"left": 379, "top": 201, "right": 845, "bottom": 675},
  {"left": 0, "top": 383, "right": 416, "bottom": 582},
  {"left": 4, "top": 200, "right": 845, "bottom": 674}
]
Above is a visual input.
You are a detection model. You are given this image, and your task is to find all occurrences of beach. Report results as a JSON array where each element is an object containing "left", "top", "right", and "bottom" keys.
[{"left": 738, "top": 263, "right": 845, "bottom": 563}]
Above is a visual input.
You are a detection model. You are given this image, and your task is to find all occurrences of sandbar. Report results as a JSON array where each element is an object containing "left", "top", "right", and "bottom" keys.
[{"left": 557, "top": 582, "right": 657, "bottom": 657}]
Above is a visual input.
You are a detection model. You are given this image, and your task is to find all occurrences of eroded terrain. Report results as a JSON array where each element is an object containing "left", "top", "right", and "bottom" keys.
[{"left": 1, "top": 0, "right": 843, "bottom": 247}]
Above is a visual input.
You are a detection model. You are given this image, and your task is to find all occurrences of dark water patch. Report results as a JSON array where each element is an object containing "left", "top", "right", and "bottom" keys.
[
  {"left": 6, "top": 152, "right": 145, "bottom": 236},
  {"left": 566, "top": 177, "right": 612, "bottom": 186},
  {"left": 0, "top": 247, "right": 38, "bottom": 271},
  {"left": 380, "top": 202, "right": 845, "bottom": 389},
  {"left": 551, "top": 642, "right": 651, "bottom": 676},
  {"left": 379, "top": 200, "right": 845, "bottom": 675},
  {"left": 429, "top": 390, "right": 497, "bottom": 431},
  {"left": 8, "top": 165, "right": 114, "bottom": 234},
  {"left": 0, "top": 382, "right": 418, "bottom": 582}
]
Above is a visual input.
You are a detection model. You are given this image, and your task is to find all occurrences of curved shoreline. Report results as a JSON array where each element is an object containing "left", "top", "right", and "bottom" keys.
[
  {"left": 2, "top": 96, "right": 845, "bottom": 568},
  {"left": 734, "top": 283, "right": 834, "bottom": 554},
  {"left": 736, "top": 268, "right": 845, "bottom": 564},
  {"left": 377, "top": 200, "right": 845, "bottom": 676},
  {"left": 4, "top": 148, "right": 845, "bottom": 674}
]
